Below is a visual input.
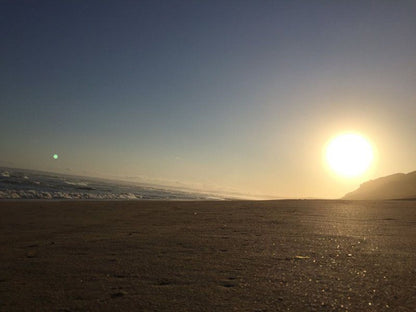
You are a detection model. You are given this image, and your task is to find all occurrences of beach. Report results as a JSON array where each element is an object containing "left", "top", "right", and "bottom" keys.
[{"left": 0, "top": 200, "right": 415, "bottom": 311}]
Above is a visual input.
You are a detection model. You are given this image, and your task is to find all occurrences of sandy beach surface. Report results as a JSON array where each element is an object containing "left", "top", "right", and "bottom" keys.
[{"left": 0, "top": 200, "right": 415, "bottom": 311}]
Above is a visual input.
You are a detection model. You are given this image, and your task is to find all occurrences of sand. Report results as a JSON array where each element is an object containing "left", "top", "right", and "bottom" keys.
[{"left": 0, "top": 200, "right": 415, "bottom": 311}]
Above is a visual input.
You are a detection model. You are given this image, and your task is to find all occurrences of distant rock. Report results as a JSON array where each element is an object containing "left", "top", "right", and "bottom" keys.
[{"left": 343, "top": 171, "right": 416, "bottom": 200}]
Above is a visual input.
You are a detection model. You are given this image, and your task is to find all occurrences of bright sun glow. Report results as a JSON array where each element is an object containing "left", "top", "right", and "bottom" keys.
[{"left": 326, "top": 133, "right": 373, "bottom": 177}]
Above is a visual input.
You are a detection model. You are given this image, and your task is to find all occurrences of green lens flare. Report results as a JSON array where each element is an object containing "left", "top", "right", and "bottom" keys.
[{"left": 53, "top": 154, "right": 58, "bottom": 160}]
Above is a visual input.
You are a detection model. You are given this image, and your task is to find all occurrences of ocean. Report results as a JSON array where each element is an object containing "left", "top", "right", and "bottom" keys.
[{"left": 0, "top": 167, "right": 222, "bottom": 200}]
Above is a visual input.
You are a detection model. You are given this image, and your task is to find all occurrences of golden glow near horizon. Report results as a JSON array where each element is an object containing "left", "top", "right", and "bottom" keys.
[{"left": 325, "top": 133, "right": 373, "bottom": 178}]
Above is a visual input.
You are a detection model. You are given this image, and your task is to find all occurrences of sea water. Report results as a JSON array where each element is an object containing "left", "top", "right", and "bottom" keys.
[{"left": 0, "top": 167, "right": 221, "bottom": 200}]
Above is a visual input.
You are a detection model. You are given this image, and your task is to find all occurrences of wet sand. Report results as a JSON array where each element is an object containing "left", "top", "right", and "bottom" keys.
[{"left": 0, "top": 200, "right": 415, "bottom": 311}]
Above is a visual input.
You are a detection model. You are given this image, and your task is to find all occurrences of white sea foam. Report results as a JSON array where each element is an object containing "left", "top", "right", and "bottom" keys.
[
  {"left": 64, "top": 181, "right": 89, "bottom": 187},
  {"left": 0, "top": 189, "right": 145, "bottom": 200},
  {"left": 0, "top": 167, "right": 224, "bottom": 200}
]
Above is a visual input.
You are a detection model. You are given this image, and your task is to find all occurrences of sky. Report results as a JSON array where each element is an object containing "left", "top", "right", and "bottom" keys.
[{"left": 1, "top": 0, "right": 415, "bottom": 198}]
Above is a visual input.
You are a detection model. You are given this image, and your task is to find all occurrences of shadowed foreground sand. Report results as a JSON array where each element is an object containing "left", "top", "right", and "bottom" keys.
[{"left": 0, "top": 200, "right": 415, "bottom": 311}]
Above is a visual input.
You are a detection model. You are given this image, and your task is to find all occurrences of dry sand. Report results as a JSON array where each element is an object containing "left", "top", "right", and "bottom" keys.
[{"left": 0, "top": 200, "right": 415, "bottom": 311}]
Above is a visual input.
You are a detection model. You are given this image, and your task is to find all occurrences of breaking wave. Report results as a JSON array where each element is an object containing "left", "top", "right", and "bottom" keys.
[{"left": 0, "top": 167, "right": 221, "bottom": 200}]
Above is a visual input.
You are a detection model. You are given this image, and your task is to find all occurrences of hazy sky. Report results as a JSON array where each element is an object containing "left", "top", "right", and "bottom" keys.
[{"left": 1, "top": 1, "right": 415, "bottom": 198}]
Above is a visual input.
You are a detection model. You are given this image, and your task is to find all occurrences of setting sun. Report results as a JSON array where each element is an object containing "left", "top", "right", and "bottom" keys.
[{"left": 326, "top": 133, "right": 374, "bottom": 177}]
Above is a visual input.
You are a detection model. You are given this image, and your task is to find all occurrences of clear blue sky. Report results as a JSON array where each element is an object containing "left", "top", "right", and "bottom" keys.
[{"left": 1, "top": 0, "right": 415, "bottom": 198}]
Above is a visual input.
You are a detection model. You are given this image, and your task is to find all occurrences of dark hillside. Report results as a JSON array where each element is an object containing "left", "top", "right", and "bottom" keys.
[{"left": 344, "top": 171, "right": 416, "bottom": 200}]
